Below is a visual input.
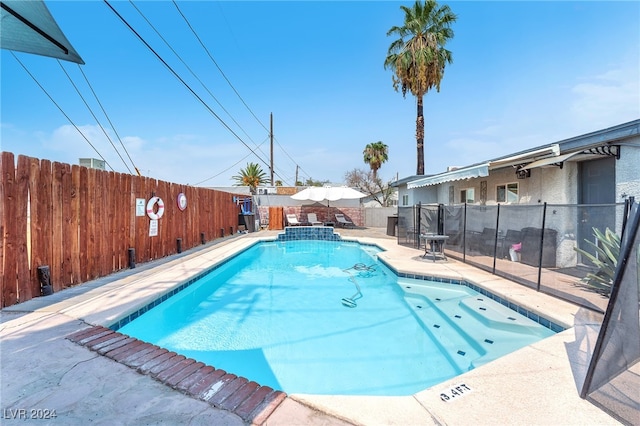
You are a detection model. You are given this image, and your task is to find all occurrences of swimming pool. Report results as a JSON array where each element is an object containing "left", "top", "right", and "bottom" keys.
[{"left": 117, "top": 239, "right": 557, "bottom": 396}]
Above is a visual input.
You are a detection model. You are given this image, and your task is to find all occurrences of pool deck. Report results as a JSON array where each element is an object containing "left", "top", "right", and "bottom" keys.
[{"left": 1, "top": 227, "right": 625, "bottom": 425}]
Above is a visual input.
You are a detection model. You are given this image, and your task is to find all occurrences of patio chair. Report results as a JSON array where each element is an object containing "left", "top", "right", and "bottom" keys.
[
  {"left": 286, "top": 214, "right": 302, "bottom": 226},
  {"left": 335, "top": 213, "right": 354, "bottom": 228},
  {"left": 307, "top": 213, "right": 322, "bottom": 226}
]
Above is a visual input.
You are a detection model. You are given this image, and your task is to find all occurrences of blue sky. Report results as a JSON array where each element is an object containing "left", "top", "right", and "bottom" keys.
[{"left": 2, "top": 1, "right": 639, "bottom": 187}]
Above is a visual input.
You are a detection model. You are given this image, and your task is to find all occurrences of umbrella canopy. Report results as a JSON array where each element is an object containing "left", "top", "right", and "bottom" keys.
[
  {"left": 1, "top": 0, "right": 84, "bottom": 64},
  {"left": 291, "top": 186, "right": 366, "bottom": 202}
]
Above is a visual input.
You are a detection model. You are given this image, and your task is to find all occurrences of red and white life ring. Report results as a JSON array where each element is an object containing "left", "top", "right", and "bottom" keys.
[{"left": 146, "top": 196, "right": 165, "bottom": 220}]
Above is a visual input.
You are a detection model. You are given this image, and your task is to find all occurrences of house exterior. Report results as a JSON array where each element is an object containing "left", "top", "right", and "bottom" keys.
[
  {"left": 397, "top": 119, "right": 639, "bottom": 208},
  {"left": 394, "top": 120, "right": 639, "bottom": 271}
]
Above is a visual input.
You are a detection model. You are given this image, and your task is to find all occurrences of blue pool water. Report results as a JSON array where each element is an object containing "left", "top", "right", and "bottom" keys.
[{"left": 118, "top": 240, "right": 556, "bottom": 396}]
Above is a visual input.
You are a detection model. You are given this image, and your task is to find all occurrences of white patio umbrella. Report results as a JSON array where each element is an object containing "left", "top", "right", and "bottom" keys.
[
  {"left": 290, "top": 186, "right": 367, "bottom": 203},
  {"left": 291, "top": 186, "right": 366, "bottom": 222}
]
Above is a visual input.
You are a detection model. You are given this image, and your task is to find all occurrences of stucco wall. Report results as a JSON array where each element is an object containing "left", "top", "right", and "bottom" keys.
[
  {"left": 398, "top": 185, "right": 437, "bottom": 206},
  {"left": 616, "top": 141, "right": 640, "bottom": 200},
  {"left": 363, "top": 207, "right": 397, "bottom": 227},
  {"left": 438, "top": 166, "right": 578, "bottom": 206}
]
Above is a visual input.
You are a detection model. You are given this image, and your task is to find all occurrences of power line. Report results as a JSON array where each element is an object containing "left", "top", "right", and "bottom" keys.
[
  {"left": 113, "top": 0, "right": 295, "bottom": 186},
  {"left": 129, "top": 0, "right": 268, "bottom": 160},
  {"left": 271, "top": 135, "right": 313, "bottom": 182},
  {"left": 57, "top": 60, "right": 133, "bottom": 174},
  {"left": 191, "top": 137, "right": 269, "bottom": 186},
  {"left": 107, "top": 1, "right": 306, "bottom": 187},
  {"left": 103, "top": 0, "right": 272, "bottom": 172},
  {"left": 76, "top": 64, "right": 141, "bottom": 176},
  {"left": 171, "top": 0, "right": 269, "bottom": 135},
  {"left": 11, "top": 52, "right": 115, "bottom": 171},
  {"left": 171, "top": 1, "right": 305, "bottom": 185}
]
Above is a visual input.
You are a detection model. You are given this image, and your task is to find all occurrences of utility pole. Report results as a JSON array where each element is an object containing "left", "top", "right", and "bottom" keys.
[
  {"left": 295, "top": 165, "right": 299, "bottom": 187},
  {"left": 270, "top": 113, "right": 274, "bottom": 186}
]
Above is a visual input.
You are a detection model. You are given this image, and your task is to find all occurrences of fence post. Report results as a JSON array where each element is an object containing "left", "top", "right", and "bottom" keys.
[
  {"left": 621, "top": 196, "right": 635, "bottom": 238},
  {"left": 415, "top": 202, "right": 422, "bottom": 248},
  {"left": 536, "top": 202, "right": 548, "bottom": 291},
  {"left": 492, "top": 204, "right": 501, "bottom": 274},
  {"left": 463, "top": 203, "right": 467, "bottom": 262}
]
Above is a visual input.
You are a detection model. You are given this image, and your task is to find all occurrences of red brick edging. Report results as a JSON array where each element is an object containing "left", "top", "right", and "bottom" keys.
[{"left": 67, "top": 326, "right": 286, "bottom": 424}]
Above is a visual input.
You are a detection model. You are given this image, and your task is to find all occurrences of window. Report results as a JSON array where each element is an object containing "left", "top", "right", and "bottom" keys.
[
  {"left": 460, "top": 188, "right": 475, "bottom": 203},
  {"left": 402, "top": 194, "right": 409, "bottom": 206},
  {"left": 496, "top": 183, "right": 518, "bottom": 203}
]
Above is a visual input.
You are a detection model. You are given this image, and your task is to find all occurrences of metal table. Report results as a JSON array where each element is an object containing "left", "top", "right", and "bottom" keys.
[{"left": 420, "top": 234, "right": 449, "bottom": 262}]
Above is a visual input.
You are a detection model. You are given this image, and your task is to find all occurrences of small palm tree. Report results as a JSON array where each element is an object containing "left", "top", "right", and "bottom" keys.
[
  {"left": 384, "top": 0, "right": 456, "bottom": 175},
  {"left": 363, "top": 141, "right": 389, "bottom": 180},
  {"left": 232, "top": 162, "right": 267, "bottom": 194}
]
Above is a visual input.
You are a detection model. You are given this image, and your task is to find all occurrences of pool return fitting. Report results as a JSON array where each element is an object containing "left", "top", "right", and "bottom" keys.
[{"left": 341, "top": 263, "right": 376, "bottom": 308}]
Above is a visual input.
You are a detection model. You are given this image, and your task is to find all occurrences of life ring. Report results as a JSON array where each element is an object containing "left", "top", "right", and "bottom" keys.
[
  {"left": 146, "top": 196, "right": 165, "bottom": 220},
  {"left": 177, "top": 192, "right": 187, "bottom": 211}
]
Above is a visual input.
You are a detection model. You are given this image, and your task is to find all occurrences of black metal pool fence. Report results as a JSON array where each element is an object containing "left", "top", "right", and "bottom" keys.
[
  {"left": 580, "top": 201, "right": 640, "bottom": 425},
  {"left": 398, "top": 198, "right": 636, "bottom": 313}
]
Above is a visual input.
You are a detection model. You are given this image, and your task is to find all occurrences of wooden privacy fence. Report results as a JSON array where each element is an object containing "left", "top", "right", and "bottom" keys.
[{"left": 1, "top": 152, "right": 244, "bottom": 308}]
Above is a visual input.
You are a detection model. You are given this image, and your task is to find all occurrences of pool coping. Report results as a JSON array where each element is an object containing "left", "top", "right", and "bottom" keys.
[
  {"left": 65, "top": 324, "right": 286, "bottom": 424},
  {"left": 3, "top": 229, "right": 620, "bottom": 425}
]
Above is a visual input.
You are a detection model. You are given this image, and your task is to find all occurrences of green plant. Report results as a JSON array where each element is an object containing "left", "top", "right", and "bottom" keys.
[
  {"left": 232, "top": 162, "right": 267, "bottom": 194},
  {"left": 363, "top": 141, "right": 389, "bottom": 180},
  {"left": 574, "top": 227, "right": 620, "bottom": 295},
  {"left": 384, "top": 0, "right": 457, "bottom": 175}
]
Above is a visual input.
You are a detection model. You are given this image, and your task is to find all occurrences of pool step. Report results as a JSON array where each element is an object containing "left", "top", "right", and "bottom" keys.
[
  {"left": 398, "top": 278, "right": 470, "bottom": 301},
  {"left": 405, "top": 294, "right": 482, "bottom": 373},
  {"left": 458, "top": 297, "right": 548, "bottom": 337},
  {"left": 67, "top": 326, "right": 286, "bottom": 424}
]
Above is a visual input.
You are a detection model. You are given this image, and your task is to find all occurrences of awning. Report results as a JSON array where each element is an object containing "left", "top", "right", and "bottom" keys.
[
  {"left": 407, "top": 163, "right": 490, "bottom": 188},
  {"left": 0, "top": 0, "right": 84, "bottom": 64},
  {"left": 489, "top": 144, "right": 560, "bottom": 169},
  {"left": 520, "top": 151, "right": 585, "bottom": 170}
]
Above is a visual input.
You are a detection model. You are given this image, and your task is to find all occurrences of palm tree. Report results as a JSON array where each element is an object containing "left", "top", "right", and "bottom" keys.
[
  {"left": 232, "top": 162, "right": 267, "bottom": 194},
  {"left": 384, "top": 0, "right": 456, "bottom": 175},
  {"left": 363, "top": 141, "right": 389, "bottom": 180}
]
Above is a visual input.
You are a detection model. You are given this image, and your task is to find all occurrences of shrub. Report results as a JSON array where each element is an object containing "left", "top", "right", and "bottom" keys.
[{"left": 573, "top": 227, "right": 620, "bottom": 296}]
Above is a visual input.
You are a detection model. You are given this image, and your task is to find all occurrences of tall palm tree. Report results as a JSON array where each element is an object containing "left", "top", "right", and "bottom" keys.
[
  {"left": 363, "top": 141, "right": 389, "bottom": 180},
  {"left": 232, "top": 162, "right": 267, "bottom": 194},
  {"left": 384, "top": 0, "right": 456, "bottom": 175}
]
